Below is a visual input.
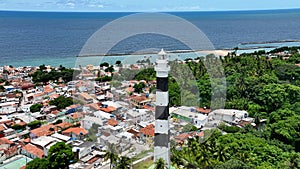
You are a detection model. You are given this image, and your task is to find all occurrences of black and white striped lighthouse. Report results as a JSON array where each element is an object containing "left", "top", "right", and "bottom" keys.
[{"left": 154, "top": 49, "right": 170, "bottom": 167}]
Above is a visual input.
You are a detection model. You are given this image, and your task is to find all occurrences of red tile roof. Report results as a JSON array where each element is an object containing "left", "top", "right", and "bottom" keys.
[
  {"left": 30, "top": 124, "right": 55, "bottom": 137},
  {"left": 131, "top": 95, "right": 149, "bottom": 103},
  {"left": 174, "top": 133, "right": 192, "bottom": 141},
  {"left": 100, "top": 106, "right": 116, "bottom": 113},
  {"left": 143, "top": 104, "right": 155, "bottom": 111},
  {"left": 196, "top": 107, "right": 211, "bottom": 114},
  {"left": 62, "top": 127, "right": 88, "bottom": 136},
  {"left": 89, "top": 103, "right": 101, "bottom": 110},
  {"left": 107, "top": 119, "right": 118, "bottom": 127},
  {"left": 127, "top": 128, "right": 140, "bottom": 138},
  {"left": 140, "top": 124, "right": 154, "bottom": 137},
  {"left": 55, "top": 122, "right": 72, "bottom": 130},
  {"left": 22, "top": 144, "right": 44, "bottom": 158},
  {"left": 0, "top": 137, "right": 14, "bottom": 145}
]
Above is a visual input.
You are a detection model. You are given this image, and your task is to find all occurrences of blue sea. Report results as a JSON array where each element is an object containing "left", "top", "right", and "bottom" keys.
[{"left": 0, "top": 9, "right": 300, "bottom": 67}]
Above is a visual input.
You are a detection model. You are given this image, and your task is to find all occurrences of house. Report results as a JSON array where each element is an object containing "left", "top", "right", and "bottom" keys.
[
  {"left": 127, "top": 128, "right": 140, "bottom": 139},
  {"left": 65, "top": 104, "right": 82, "bottom": 115},
  {"left": 107, "top": 119, "right": 118, "bottom": 127},
  {"left": 62, "top": 127, "right": 88, "bottom": 140},
  {"left": 30, "top": 124, "right": 55, "bottom": 138},
  {"left": 130, "top": 95, "right": 151, "bottom": 109},
  {"left": 30, "top": 136, "right": 60, "bottom": 156},
  {"left": 140, "top": 124, "right": 155, "bottom": 147},
  {"left": 210, "top": 109, "right": 249, "bottom": 123},
  {"left": 173, "top": 131, "right": 204, "bottom": 145},
  {"left": 0, "top": 137, "right": 18, "bottom": 161},
  {"left": 80, "top": 116, "right": 103, "bottom": 131},
  {"left": 89, "top": 103, "right": 101, "bottom": 111},
  {"left": 125, "top": 109, "right": 153, "bottom": 123},
  {"left": 65, "top": 112, "right": 84, "bottom": 124},
  {"left": 21, "top": 143, "right": 44, "bottom": 159},
  {"left": 51, "top": 132, "right": 71, "bottom": 142},
  {"left": 54, "top": 122, "right": 73, "bottom": 131},
  {"left": 196, "top": 107, "right": 211, "bottom": 115},
  {"left": 174, "top": 133, "right": 192, "bottom": 145},
  {"left": 99, "top": 105, "right": 116, "bottom": 113},
  {"left": 94, "top": 110, "right": 115, "bottom": 120},
  {"left": 78, "top": 93, "right": 93, "bottom": 104},
  {"left": 171, "top": 106, "right": 208, "bottom": 128},
  {"left": 68, "top": 140, "right": 95, "bottom": 159}
]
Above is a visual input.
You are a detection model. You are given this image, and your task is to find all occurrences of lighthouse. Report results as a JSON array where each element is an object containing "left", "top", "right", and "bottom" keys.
[{"left": 154, "top": 49, "right": 171, "bottom": 167}]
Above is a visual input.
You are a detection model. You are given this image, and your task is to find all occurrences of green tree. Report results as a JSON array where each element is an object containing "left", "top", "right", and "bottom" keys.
[
  {"left": 104, "top": 144, "right": 119, "bottom": 169},
  {"left": 133, "top": 82, "right": 146, "bottom": 93},
  {"left": 214, "top": 159, "right": 251, "bottom": 169},
  {"left": 25, "top": 158, "right": 50, "bottom": 169},
  {"left": 116, "top": 60, "right": 121, "bottom": 66},
  {"left": 0, "top": 85, "right": 4, "bottom": 92},
  {"left": 47, "top": 142, "right": 74, "bottom": 169},
  {"left": 182, "top": 123, "right": 198, "bottom": 132},
  {"left": 116, "top": 156, "right": 131, "bottom": 169},
  {"left": 30, "top": 103, "right": 43, "bottom": 112},
  {"left": 27, "top": 120, "right": 42, "bottom": 130},
  {"left": 49, "top": 96, "right": 73, "bottom": 110},
  {"left": 154, "top": 158, "right": 167, "bottom": 169},
  {"left": 100, "top": 62, "right": 109, "bottom": 67}
]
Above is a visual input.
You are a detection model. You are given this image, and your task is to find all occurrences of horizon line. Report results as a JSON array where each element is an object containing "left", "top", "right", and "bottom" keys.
[{"left": 0, "top": 7, "right": 300, "bottom": 13}]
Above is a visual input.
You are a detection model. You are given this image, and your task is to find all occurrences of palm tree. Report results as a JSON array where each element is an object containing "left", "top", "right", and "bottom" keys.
[
  {"left": 171, "top": 147, "right": 185, "bottom": 168},
  {"left": 104, "top": 144, "right": 119, "bottom": 169},
  {"left": 154, "top": 158, "right": 167, "bottom": 169},
  {"left": 116, "top": 156, "right": 131, "bottom": 169},
  {"left": 213, "top": 143, "right": 230, "bottom": 162}
]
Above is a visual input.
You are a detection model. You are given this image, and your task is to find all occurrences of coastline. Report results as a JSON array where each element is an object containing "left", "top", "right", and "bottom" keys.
[{"left": 2, "top": 40, "right": 300, "bottom": 68}]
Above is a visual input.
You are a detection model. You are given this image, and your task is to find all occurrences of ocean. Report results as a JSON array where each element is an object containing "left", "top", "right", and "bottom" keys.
[{"left": 0, "top": 9, "right": 300, "bottom": 67}]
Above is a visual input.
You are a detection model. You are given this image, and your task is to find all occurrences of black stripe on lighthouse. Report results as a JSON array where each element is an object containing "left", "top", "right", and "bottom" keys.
[
  {"left": 156, "top": 77, "right": 168, "bottom": 92},
  {"left": 155, "top": 105, "right": 169, "bottom": 119},
  {"left": 154, "top": 132, "right": 170, "bottom": 147}
]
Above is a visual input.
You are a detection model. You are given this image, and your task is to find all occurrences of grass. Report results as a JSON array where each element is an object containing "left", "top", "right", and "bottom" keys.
[
  {"left": 132, "top": 158, "right": 153, "bottom": 169},
  {"left": 132, "top": 149, "right": 153, "bottom": 161}
]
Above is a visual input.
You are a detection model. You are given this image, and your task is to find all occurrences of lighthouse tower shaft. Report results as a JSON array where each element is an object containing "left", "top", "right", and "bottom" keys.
[{"left": 154, "top": 49, "right": 171, "bottom": 167}]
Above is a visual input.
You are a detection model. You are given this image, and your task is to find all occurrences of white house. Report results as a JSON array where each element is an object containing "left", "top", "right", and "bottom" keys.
[
  {"left": 210, "top": 109, "right": 249, "bottom": 123},
  {"left": 125, "top": 109, "right": 152, "bottom": 123},
  {"left": 80, "top": 116, "right": 103, "bottom": 130},
  {"left": 94, "top": 110, "right": 114, "bottom": 120},
  {"left": 171, "top": 106, "right": 208, "bottom": 128}
]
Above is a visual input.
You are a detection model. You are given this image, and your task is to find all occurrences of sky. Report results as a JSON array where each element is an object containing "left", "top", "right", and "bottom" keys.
[{"left": 0, "top": 0, "right": 300, "bottom": 12}]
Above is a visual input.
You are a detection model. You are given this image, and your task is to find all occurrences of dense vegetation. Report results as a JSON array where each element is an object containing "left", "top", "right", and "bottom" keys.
[
  {"left": 31, "top": 65, "right": 80, "bottom": 84},
  {"left": 128, "top": 48, "right": 300, "bottom": 168}
]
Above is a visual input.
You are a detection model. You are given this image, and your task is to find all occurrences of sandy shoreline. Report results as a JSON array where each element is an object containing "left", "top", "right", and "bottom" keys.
[{"left": 76, "top": 49, "right": 232, "bottom": 57}]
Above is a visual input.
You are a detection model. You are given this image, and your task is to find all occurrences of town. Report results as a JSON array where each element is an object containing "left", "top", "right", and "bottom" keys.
[{"left": 1, "top": 46, "right": 300, "bottom": 168}]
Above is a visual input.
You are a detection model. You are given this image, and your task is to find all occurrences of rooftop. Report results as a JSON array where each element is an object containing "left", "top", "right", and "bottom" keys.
[
  {"left": 22, "top": 143, "right": 44, "bottom": 158},
  {"left": 62, "top": 127, "right": 88, "bottom": 136},
  {"left": 140, "top": 124, "right": 154, "bottom": 136}
]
